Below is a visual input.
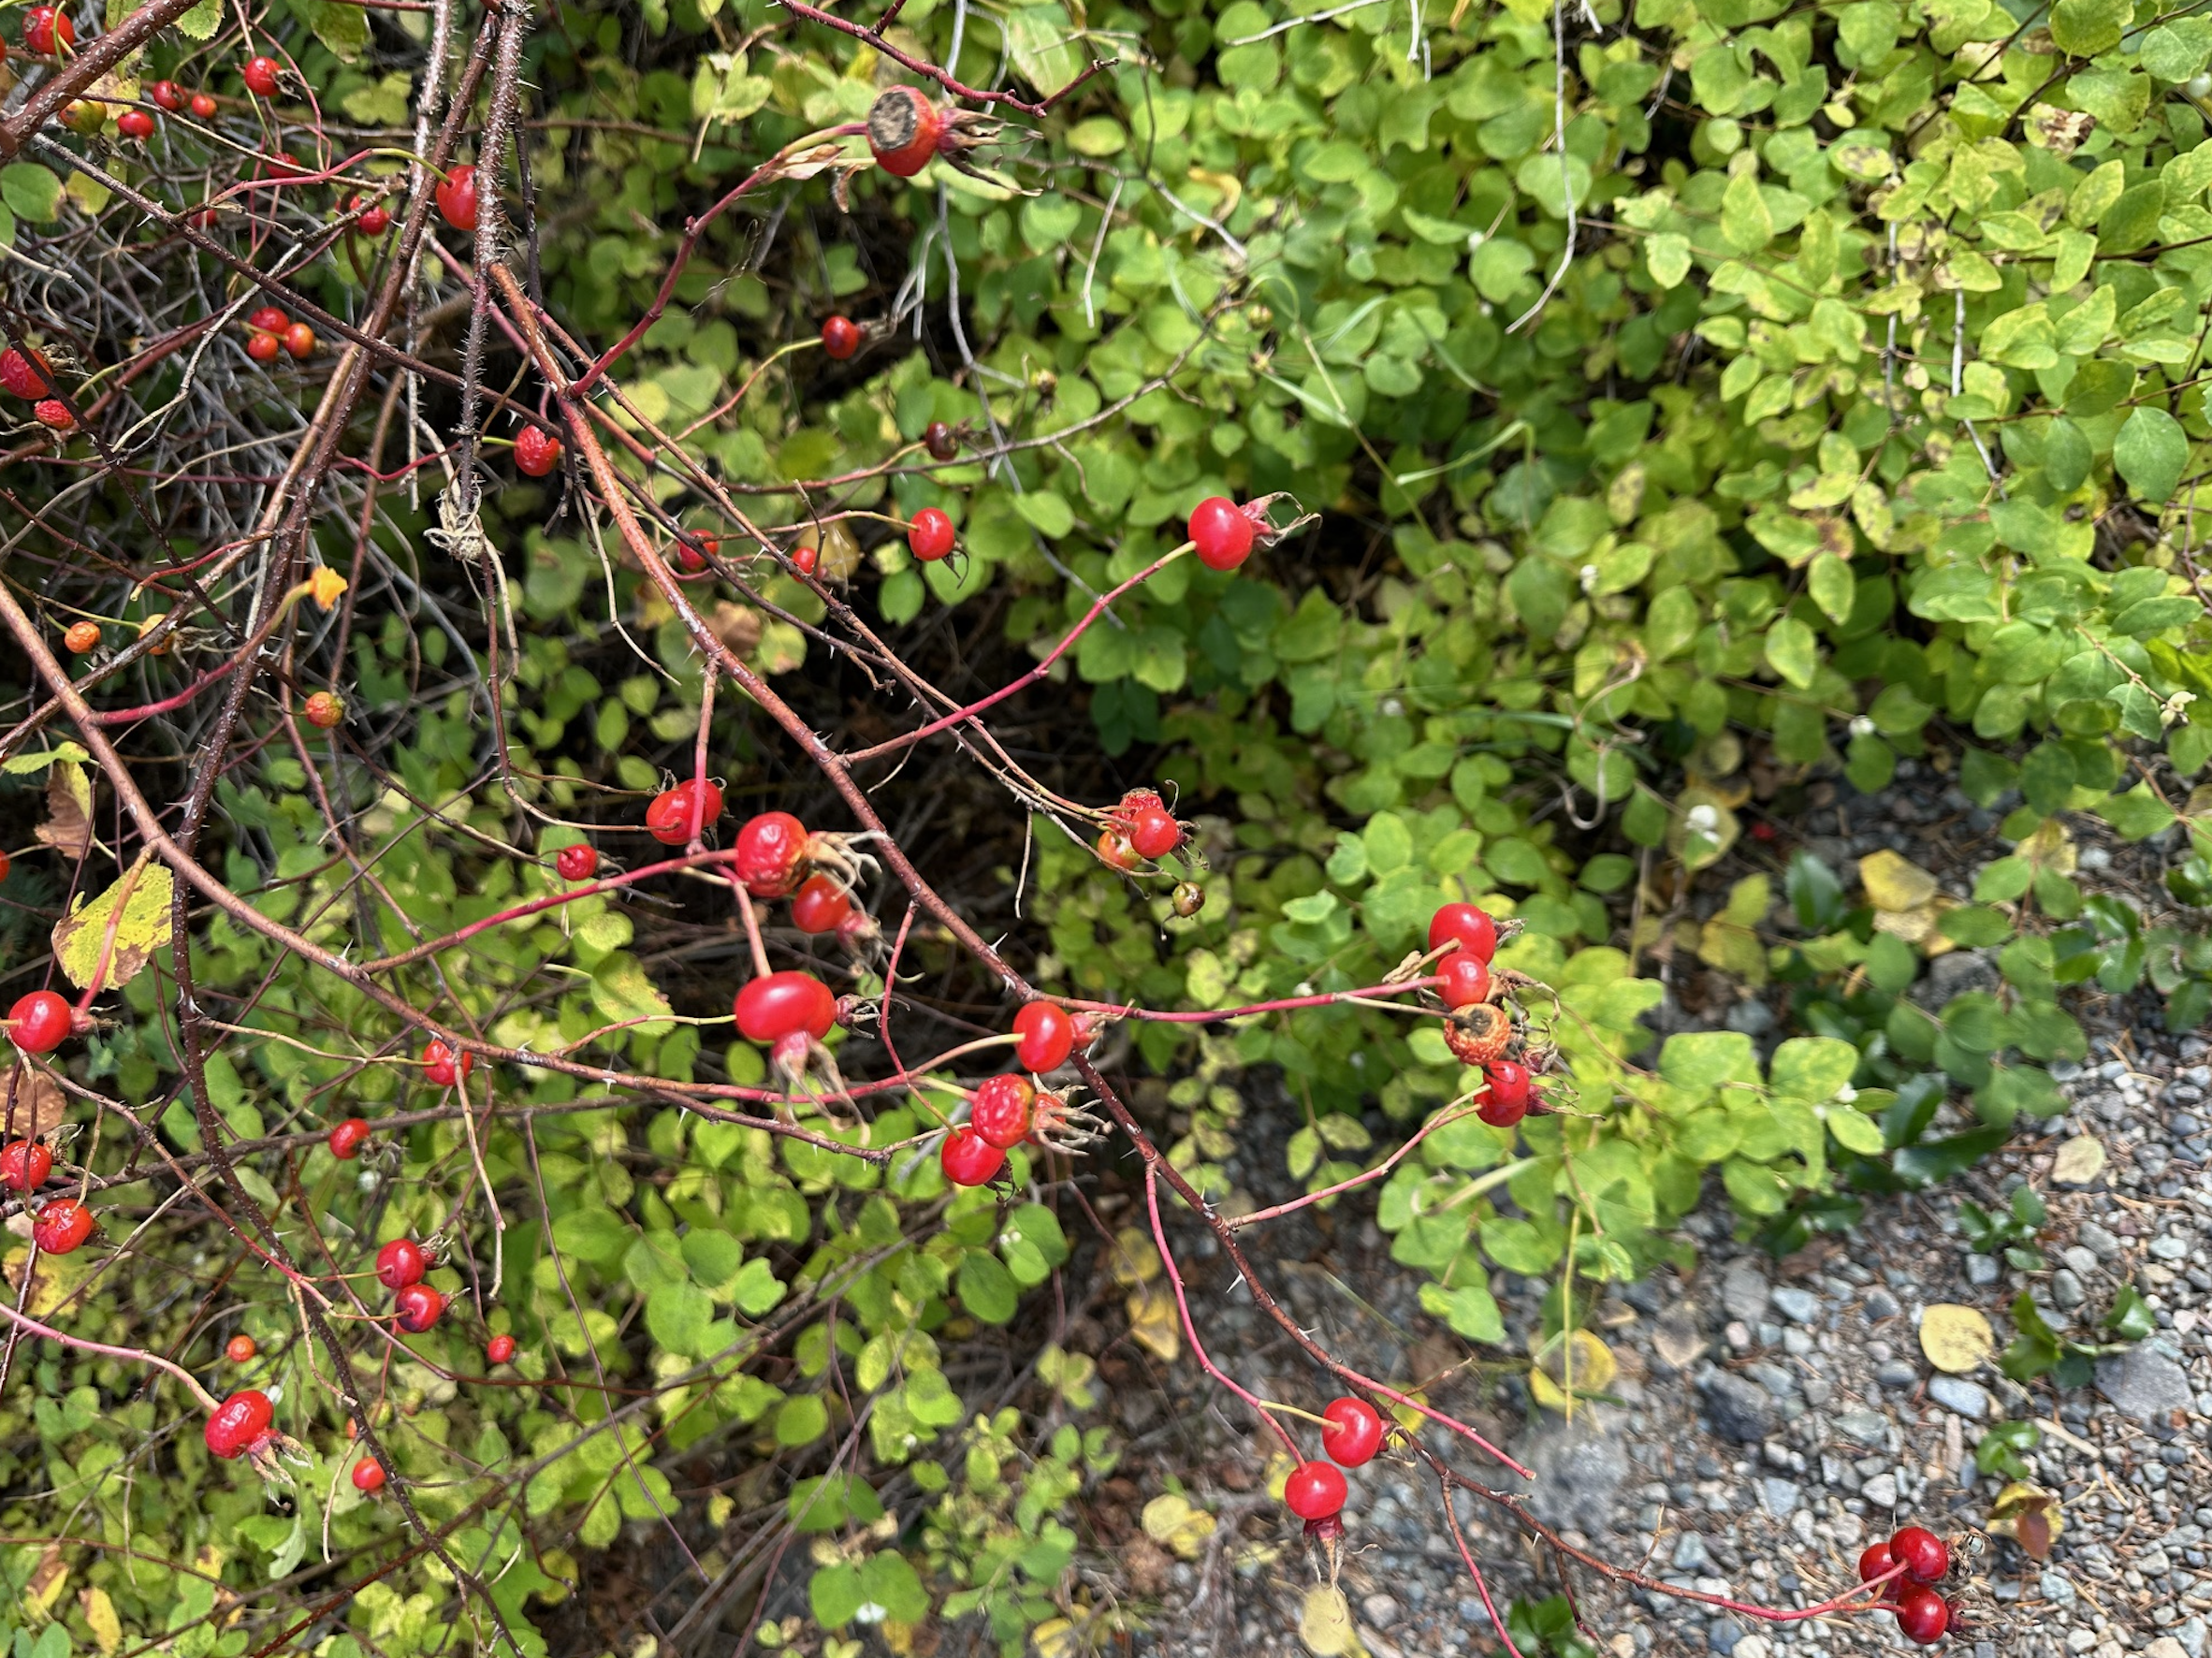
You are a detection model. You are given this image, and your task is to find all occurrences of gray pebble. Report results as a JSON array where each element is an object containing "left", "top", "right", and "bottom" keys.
[
  {"left": 1723, "top": 1260, "right": 1771, "bottom": 1322},
  {"left": 2062, "top": 1244, "right": 2101, "bottom": 1277},
  {"left": 1966, "top": 1254, "right": 2001, "bottom": 1287},
  {"left": 1837, "top": 1407, "right": 1890, "bottom": 1446},
  {"left": 1876, "top": 1360, "right": 1919, "bottom": 1389},
  {"left": 1701, "top": 1372, "right": 1782, "bottom": 1443},
  {"left": 2041, "top": 1568, "right": 2077, "bottom": 1605},
  {"left": 2052, "top": 1269, "right": 2085, "bottom": 1310},
  {"left": 1928, "top": 1375, "right": 1990, "bottom": 1419},
  {"left": 1674, "top": 1532, "right": 1713, "bottom": 1572},
  {"left": 2079, "top": 1222, "right": 2123, "bottom": 1260},
  {"left": 1771, "top": 1287, "right": 1821, "bottom": 1324},
  {"left": 1864, "top": 1287, "right": 1901, "bottom": 1321},
  {"left": 1761, "top": 1477, "right": 1800, "bottom": 1518}
]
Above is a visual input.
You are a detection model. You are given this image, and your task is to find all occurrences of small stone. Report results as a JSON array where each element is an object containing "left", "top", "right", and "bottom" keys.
[
  {"left": 1928, "top": 1375, "right": 1991, "bottom": 1419},
  {"left": 2173, "top": 1617, "right": 2207, "bottom": 1658},
  {"left": 1837, "top": 1407, "right": 1890, "bottom": 1446},
  {"left": 1673, "top": 1532, "right": 1713, "bottom": 1572},
  {"left": 2078, "top": 1222, "right": 2123, "bottom": 1261},
  {"left": 2040, "top": 1569, "right": 2077, "bottom": 1605},
  {"left": 1361, "top": 1593, "right": 1400, "bottom": 1627},
  {"left": 1862, "top": 1473, "right": 1899, "bottom": 1507},
  {"left": 2147, "top": 1640, "right": 2192, "bottom": 1658},
  {"left": 2152, "top": 1233, "right": 2191, "bottom": 1260},
  {"left": 1762, "top": 1478, "right": 1800, "bottom": 1518},
  {"left": 2098, "top": 1345, "right": 2196, "bottom": 1421},
  {"left": 2065, "top": 1630, "right": 2098, "bottom": 1654},
  {"left": 1725, "top": 1320, "right": 1755, "bottom": 1353},
  {"left": 1709, "top": 1621, "right": 1741, "bottom": 1654},
  {"left": 2052, "top": 1270, "right": 2086, "bottom": 1311},
  {"left": 1654, "top": 1305, "right": 1708, "bottom": 1371},
  {"left": 1723, "top": 1260, "right": 1772, "bottom": 1322},
  {"left": 1732, "top": 1640, "right": 1772, "bottom": 1658},
  {"left": 1876, "top": 1360, "right": 1919, "bottom": 1389},
  {"left": 1772, "top": 1287, "right": 1821, "bottom": 1325},
  {"left": 1967, "top": 1254, "right": 2001, "bottom": 1287},
  {"left": 2062, "top": 1246, "right": 2101, "bottom": 1277},
  {"left": 1865, "top": 1287, "right": 1901, "bottom": 1321}
]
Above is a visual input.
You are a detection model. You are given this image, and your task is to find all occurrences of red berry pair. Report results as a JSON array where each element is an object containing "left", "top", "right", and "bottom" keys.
[
  {"left": 1107, "top": 789, "right": 1184, "bottom": 862},
  {"left": 377, "top": 1237, "right": 445, "bottom": 1332},
  {"left": 646, "top": 777, "right": 723, "bottom": 845},
  {"left": 1280, "top": 1397, "right": 1387, "bottom": 1524},
  {"left": 1858, "top": 1526, "right": 1953, "bottom": 1645}
]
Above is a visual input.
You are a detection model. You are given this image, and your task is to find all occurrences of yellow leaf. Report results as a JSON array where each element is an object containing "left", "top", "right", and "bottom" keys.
[
  {"left": 1987, "top": 1481, "right": 2064, "bottom": 1561},
  {"left": 1860, "top": 850, "right": 1940, "bottom": 912},
  {"left": 1031, "top": 1618, "right": 1079, "bottom": 1658},
  {"left": 309, "top": 566, "right": 348, "bottom": 610},
  {"left": 81, "top": 1588, "right": 122, "bottom": 1655},
  {"left": 2051, "top": 1134, "right": 2106, "bottom": 1185},
  {"left": 26, "top": 1545, "right": 66, "bottom": 1616},
  {"left": 2017, "top": 818, "right": 2077, "bottom": 876},
  {"left": 1141, "top": 1493, "right": 1217, "bottom": 1560},
  {"left": 1125, "top": 1281, "right": 1181, "bottom": 1363},
  {"left": 52, "top": 859, "right": 174, "bottom": 992},
  {"left": 1529, "top": 1330, "right": 1617, "bottom": 1413},
  {"left": 1919, "top": 1303, "right": 1994, "bottom": 1374},
  {"left": 1109, "top": 1227, "right": 1161, "bottom": 1287},
  {"left": 1298, "top": 1585, "right": 1358, "bottom": 1656},
  {"left": 36, "top": 762, "right": 93, "bottom": 859}
]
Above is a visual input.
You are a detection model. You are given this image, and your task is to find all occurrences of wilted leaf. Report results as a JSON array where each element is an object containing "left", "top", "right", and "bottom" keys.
[
  {"left": 1298, "top": 1585, "right": 1357, "bottom": 1656},
  {"left": 1861, "top": 850, "right": 1940, "bottom": 912},
  {"left": 36, "top": 762, "right": 93, "bottom": 858},
  {"left": 1140, "top": 1492, "right": 1215, "bottom": 1560},
  {"left": 707, "top": 602, "right": 764, "bottom": 657},
  {"left": 51, "top": 859, "right": 174, "bottom": 992},
  {"left": 81, "top": 1587, "right": 122, "bottom": 1655},
  {"left": 1125, "top": 1280, "right": 1180, "bottom": 1362},
  {"left": 1529, "top": 1329, "right": 1617, "bottom": 1413},
  {"left": 1987, "top": 1480, "right": 2064, "bottom": 1561},
  {"left": 2050, "top": 1134, "right": 2106, "bottom": 1185},
  {"left": 1920, "top": 1303, "right": 1995, "bottom": 1373},
  {"left": 0, "top": 1068, "right": 67, "bottom": 1139}
]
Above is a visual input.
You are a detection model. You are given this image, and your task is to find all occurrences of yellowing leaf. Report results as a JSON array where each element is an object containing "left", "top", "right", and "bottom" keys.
[
  {"left": 52, "top": 859, "right": 174, "bottom": 992},
  {"left": 1920, "top": 1303, "right": 1994, "bottom": 1374},
  {"left": 1109, "top": 1227, "right": 1161, "bottom": 1287},
  {"left": 1298, "top": 1585, "right": 1358, "bottom": 1656},
  {"left": 1032, "top": 1619, "right": 1079, "bottom": 1658},
  {"left": 1860, "top": 850, "right": 1939, "bottom": 912},
  {"left": 26, "top": 1544, "right": 66, "bottom": 1615},
  {"left": 1529, "top": 1330, "right": 1617, "bottom": 1413},
  {"left": 1988, "top": 1480, "right": 2064, "bottom": 1560},
  {"left": 2051, "top": 1134, "right": 2106, "bottom": 1185},
  {"left": 81, "top": 1587, "right": 122, "bottom": 1655},
  {"left": 1125, "top": 1280, "right": 1181, "bottom": 1362},
  {"left": 2017, "top": 818, "right": 2076, "bottom": 876},
  {"left": 1141, "top": 1492, "right": 1216, "bottom": 1560},
  {"left": 36, "top": 762, "right": 93, "bottom": 858}
]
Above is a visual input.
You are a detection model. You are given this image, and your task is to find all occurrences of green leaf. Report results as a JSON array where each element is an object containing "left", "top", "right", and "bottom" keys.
[
  {"left": 645, "top": 1280, "right": 715, "bottom": 1358},
  {"left": 1769, "top": 1037, "right": 1858, "bottom": 1102},
  {"left": 1660, "top": 1030, "right": 1758, "bottom": 1091},
  {"left": 775, "top": 1393, "right": 829, "bottom": 1447},
  {"left": 2115, "top": 407, "right": 2189, "bottom": 504},
  {"left": 0, "top": 164, "right": 63, "bottom": 224},
  {"left": 1720, "top": 169, "right": 1775, "bottom": 253},
  {"left": 589, "top": 952, "right": 676, "bottom": 1036},
  {"left": 2051, "top": 0, "right": 2130, "bottom": 55},
  {"left": 957, "top": 1251, "right": 1019, "bottom": 1323}
]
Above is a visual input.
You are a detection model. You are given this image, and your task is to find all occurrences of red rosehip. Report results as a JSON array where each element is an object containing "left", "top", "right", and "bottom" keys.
[
  {"left": 241, "top": 55, "right": 280, "bottom": 97},
  {"left": 1436, "top": 953, "right": 1492, "bottom": 1010},
  {"left": 820, "top": 315, "right": 861, "bottom": 360},
  {"left": 646, "top": 777, "right": 723, "bottom": 845},
  {"left": 188, "top": 93, "right": 218, "bottom": 119},
  {"left": 32, "top": 1198, "right": 93, "bottom": 1254},
  {"left": 0, "top": 346, "right": 51, "bottom": 399},
  {"left": 1859, "top": 1540, "right": 1899, "bottom": 1599},
  {"left": 375, "top": 1237, "right": 427, "bottom": 1289},
  {"left": 34, "top": 399, "right": 71, "bottom": 432},
  {"left": 734, "top": 971, "right": 837, "bottom": 1045},
  {"left": 908, "top": 506, "right": 955, "bottom": 563},
  {"left": 117, "top": 109, "right": 154, "bottom": 140},
  {"left": 245, "top": 330, "right": 281, "bottom": 364},
  {"left": 248, "top": 306, "right": 288, "bottom": 333},
  {"left": 515, "top": 425, "right": 560, "bottom": 477},
  {"left": 1283, "top": 1461, "right": 1347, "bottom": 1520},
  {"left": 64, "top": 621, "right": 99, "bottom": 653},
  {"left": 282, "top": 322, "right": 315, "bottom": 360},
  {"left": 352, "top": 1457, "right": 386, "bottom": 1492},
  {"left": 1096, "top": 828, "right": 1141, "bottom": 872},
  {"left": 0, "top": 1140, "right": 52, "bottom": 1192},
  {"left": 303, "top": 691, "right": 342, "bottom": 729},
  {"left": 866, "top": 85, "right": 943, "bottom": 178},
  {"left": 924, "top": 420, "right": 956, "bottom": 460},
  {"left": 23, "top": 7, "right": 72, "bottom": 54},
  {"left": 734, "top": 811, "right": 810, "bottom": 898},
  {"left": 8, "top": 991, "right": 73, "bottom": 1054},
  {"left": 421, "top": 1040, "right": 472, "bottom": 1088},
  {"left": 790, "top": 873, "right": 852, "bottom": 935},
  {"left": 1012, "top": 1002, "right": 1075, "bottom": 1073},
  {"left": 555, "top": 843, "right": 599, "bottom": 882},
  {"left": 0, "top": 850, "right": 7, "bottom": 882},
  {"left": 204, "top": 1389, "right": 274, "bottom": 1458},
  {"left": 485, "top": 1332, "right": 517, "bottom": 1366},
  {"left": 226, "top": 1333, "right": 257, "bottom": 1363},
  {"left": 1482, "top": 1060, "right": 1532, "bottom": 1119},
  {"left": 940, "top": 1127, "right": 1004, "bottom": 1186},
  {"left": 328, "top": 1117, "right": 371, "bottom": 1159},
  {"left": 1188, "top": 496, "right": 1256, "bottom": 572},
  {"left": 435, "top": 164, "right": 478, "bottom": 232},
  {"left": 394, "top": 1283, "right": 444, "bottom": 1333},
  {"left": 1429, "top": 903, "right": 1498, "bottom": 964},
  {"left": 1319, "top": 1397, "right": 1385, "bottom": 1468},
  {"left": 346, "top": 193, "right": 389, "bottom": 237},
  {"left": 1890, "top": 1527, "right": 1949, "bottom": 1585},
  {"left": 1127, "top": 804, "right": 1182, "bottom": 861},
  {"left": 1893, "top": 1584, "right": 1949, "bottom": 1645},
  {"left": 969, "top": 1074, "right": 1035, "bottom": 1150},
  {"left": 151, "top": 80, "right": 183, "bottom": 112}
]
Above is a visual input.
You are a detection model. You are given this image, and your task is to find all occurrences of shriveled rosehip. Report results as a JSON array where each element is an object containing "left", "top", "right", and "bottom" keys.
[
  {"left": 241, "top": 55, "right": 280, "bottom": 96},
  {"left": 245, "top": 329, "right": 281, "bottom": 363},
  {"left": 485, "top": 1332, "right": 517, "bottom": 1366},
  {"left": 1127, "top": 804, "right": 1182, "bottom": 861},
  {"left": 64, "top": 621, "right": 99, "bottom": 653},
  {"left": 282, "top": 322, "right": 315, "bottom": 360},
  {"left": 421, "top": 1040, "right": 472, "bottom": 1087},
  {"left": 151, "top": 80, "right": 184, "bottom": 111},
  {"left": 117, "top": 109, "right": 154, "bottom": 139},
  {"left": 1858, "top": 1540, "right": 1900, "bottom": 1598},
  {"left": 909, "top": 507, "right": 954, "bottom": 563},
  {"left": 515, "top": 425, "right": 560, "bottom": 477},
  {"left": 226, "top": 1333, "right": 257, "bottom": 1363},
  {"left": 8, "top": 990, "right": 73, "bottom": 1054},
  {"left": 33, "top": 399, "right": 71, "bottom": 431},
  {"left": 867, "top": 85, "right": 943, "bottom": 177},
  {"left": 1283, "top": 1461, "right": 1347, "bottom": 1520},
  {"left": 1437, "top": 953, "right": 1492, "bottom": 1010},
  {"left": 555, "top": 843, "right": 599, "bottom": 882},
  {"left": 32, "top": 1198, "right": 93, "bottom": 1254},
  {"left": 0, "top": 346, "right": 52, "bottom": 399},
  {"left": 1429, "top": 902, "right": 1498, "bottom": 964},
  {"left": 352, "top": 1457, "right": 386, "bottom": 1492},
  {"left": 435, "top": 164, "right": 478, "bottom": 232},
  {"left": 1096, "top": 828, "right": 1141, "bottom": 873},
  {"left": 346, "top": 193, "right": 389, "bottom": 237},
  {"left": 820, "top": 314, "right": 861, "bottom": 360},
  {"left": 1012, "top": 1002, "right": 1075, "bottom": 1073},
  {"left": 1893, "top": 1584, "right": 1949, "bottom": 1645},
  {"left": 394, "top": 1284, "right": 444, "bottom": 1332},
  {"left": 303, "top": 691, "right": 342, "bottom": 729},
  {"left": 734, "top": 971, "right": 837, "bottom": 1044},
  {"left": 734, "top": 811, "right": 809, "bottom": 898},
  {"left": 328, "top": 1116, "right": 371, "bottom": 1159},
  {"left": 791, "top": 874, "right": 852, "bottom": 935},
  {"left": 1304, "top": 1514, "right": 1346, "bottom": 1544},
  {"left": 188, "top": 92, "right": 217, "bottom": 119},
  {"left": 969, "top": 1074, "right": 1035, "bottom": 1150},
  {"left": 0, "top": 1141, "right": 51, "bottom": 1191},
  {"left": 1320, "top": 1397, "right": 1385, "bottom": 1467},
  {"left": 1443, "top": 1003, "right": 1511, "bottom": 1068},
  {"left": 204, "top": 1389, "right": 274, "bottom": 1458},
  {"left": 924, "top": 420, "right": 956, "bottom": 460},
  {"left": 646, "top": 777, "right": 723, "bottom": 845},
  {"left": 375, "top": 1237, "right": 427, "bottom": 1289},
  {"left": 1171, "top": 881, "right": 1205, "bottom": 918},
  {"left": 940, "top": 1127, "right": 1005, "bottom": 1187},
  {"left": 1188, "top": 496, "right": 1256, "bottom": 572},
  {"left": 23, "top": 7, "right": 72, "bottom": 54},
  {"left": 1890, "top": 1527, "right": 1949, "bottom": 1585}
]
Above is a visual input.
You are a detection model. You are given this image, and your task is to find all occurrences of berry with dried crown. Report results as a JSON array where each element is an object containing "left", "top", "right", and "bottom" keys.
[
  {"left": 556, "top": 844, "right": 598, "bottom": 882},
  {"left": 352, "top": 1458, "right": 386, "bottom": 1492},
  {"left": 8, "top": 991, "right": 73, "bottom": 1054},
  {"left": 734, "top": 972, "right": 837, "bottom": 1044},
  {"left": 646, "top": 777, "right": 723, "bottom": 845},
  {"left": 867, "top": 86, "right": 943, "bottom": 177},
  {"left": 1283, "top": 1461, "right": 1347, "bottom": 1520},
  {"left": 969, "top": 1075, "right": 1036, "bottom": 1150},
  {"left": 394, "top": 1284, "right": 445, "bottom": 1332},
  {"left": 1187, "top": 497, "right": 1256, "bottom": 572},
  {"left": 204, "top": 1389, "right": 274, "bottom": 1458},
  {"left": 1443, "top": 1003, "right": 1511, "bottom": 1068},
  {"left": 940, "top": 1127, "right": 1004, "bottom": 1186}
]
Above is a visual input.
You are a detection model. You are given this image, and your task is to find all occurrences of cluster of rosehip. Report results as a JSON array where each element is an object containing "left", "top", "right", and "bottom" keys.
[
  {"left": 939, "top": 1001, "right": 1099, "bottom": 1186},
  {"left": 1280, "top": 1395, "right": 1389, "bottom": 1533},
  {"left": 1422, "top": 903, "right": 1535, "bottom": 1127},
  {"left": 2, "top": 341, "right": 76, "bottom": 433},
  {"left": 1858, "top": 1525, "right": 1960, "bottom": 1645},
  {"left": 240, "top": 304, "right": 318, "bottom": 364},
  {"left": 4, "top": 987, "right": 97, "bottom": 1253}
]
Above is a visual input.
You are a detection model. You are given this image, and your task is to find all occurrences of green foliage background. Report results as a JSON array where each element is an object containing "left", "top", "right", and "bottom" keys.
[{"left": 9, "top": 0, "right": 2212, "bottom": 1648}]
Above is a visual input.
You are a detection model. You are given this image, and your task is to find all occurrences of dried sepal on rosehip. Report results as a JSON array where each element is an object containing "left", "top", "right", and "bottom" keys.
[
  {"left": 1442, "top": 1002, "right": 1513, "bottom": 1068},
  {"left": 866, "top": 86, "right": 1005, "bottom": 183}
]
